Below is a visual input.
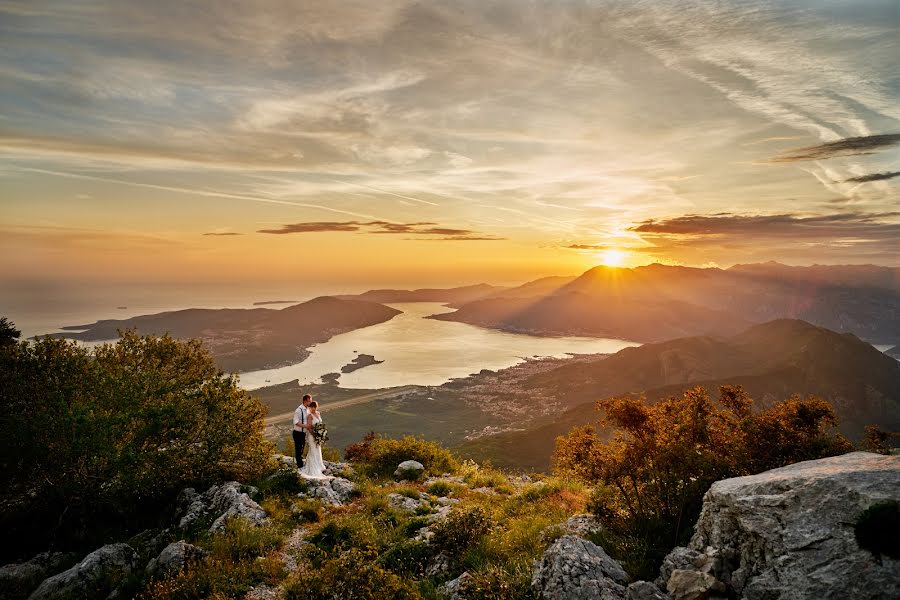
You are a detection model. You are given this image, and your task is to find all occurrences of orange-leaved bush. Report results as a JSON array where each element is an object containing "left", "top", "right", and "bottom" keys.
[{"left": 553, "top": 385, "right": 851, "bottom": 578}]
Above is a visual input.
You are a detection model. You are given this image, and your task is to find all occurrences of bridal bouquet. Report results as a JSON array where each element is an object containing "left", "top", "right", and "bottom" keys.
[{"left": 312, "top": 422, "right": 329, "bottom": 445}]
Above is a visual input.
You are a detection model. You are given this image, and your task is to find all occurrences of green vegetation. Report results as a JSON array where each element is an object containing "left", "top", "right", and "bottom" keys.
[
  {"left": 855, "top": 501, "right": 900, "bottom": 560},
  {"left": 345, "top": 432, "right": 459, "bottom": 478},
  {"left": 554, "top": 385, "right": 853, "bottom": 579},
  {"left": 0, "top": 330, "right": 272, "bottom": 560},
  {"left": 0, "top": 316, "right": 20, "bottom": 346}
]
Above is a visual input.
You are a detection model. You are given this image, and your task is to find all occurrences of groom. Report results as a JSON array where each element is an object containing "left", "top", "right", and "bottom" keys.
[{"left": 292, "top": 393, "right": 312, "bottom": 469}]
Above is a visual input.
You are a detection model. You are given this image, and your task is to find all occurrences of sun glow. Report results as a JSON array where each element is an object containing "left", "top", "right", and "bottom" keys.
[{"left": 599, "top": 249, "right": 627, "bottom": 267}]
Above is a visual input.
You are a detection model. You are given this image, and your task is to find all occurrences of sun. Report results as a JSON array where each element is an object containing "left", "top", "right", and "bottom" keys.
[{"left": 599, "top": 249, "right": 627, "bottom": 267}]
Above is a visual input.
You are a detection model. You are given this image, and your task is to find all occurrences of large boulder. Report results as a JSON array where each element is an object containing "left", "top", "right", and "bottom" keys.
[
  {"left": 27, "top": 543, "right": 138, "bottom": 600},
  {"left": 0, "top": 552, "right": 79, "bottom": 600},
  {"left": 660, "top": 452, "right": 900, "bottom": 600},
  {"left": 531, "top": 535, "right": 629, "bottom": 599},
  {"left": 395, "top": 460, "right": 425, "bottom": 480},
  {"left": 145, "top": 541, "right": 208, "bottom": 578}
]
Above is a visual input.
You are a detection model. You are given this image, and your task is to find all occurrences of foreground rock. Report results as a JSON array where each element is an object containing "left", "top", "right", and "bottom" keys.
[
  {"left": 299, "top": 477, "right": 356, "bottom": 506},
  {"left": 0, "top": 552, "right": 79, "bottom": 600},
  {"left": 531, "top": 534, "right": 629, "bottom": 599},
  {"left": 145, "top": 541, "right": 207, "bottom": 578},
  {"left": 27, "top": 543, "right": 138, "bottom": 600},
  {"left": 660, "top": 452, "right": 900, "bottom": 600},
  {"left": 178, "top": 481, "right": 267, "bottom": 533}
]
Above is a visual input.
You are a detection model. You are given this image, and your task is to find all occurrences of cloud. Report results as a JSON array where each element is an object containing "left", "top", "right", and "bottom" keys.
[
  {"left": 203, "top": 231, "right": 242, "bottom": 236},
  {"left": 631, "top": 212, "right": 900, "bottom": 237},
  {"left": 843, "top": 171, "right": 900, "bottom": 184},
  {"left": 765, "top": 134, "right": 900, "bottom": 163},
  {"left": 257, "top": 220, "right": 501, "bottom": 239}
]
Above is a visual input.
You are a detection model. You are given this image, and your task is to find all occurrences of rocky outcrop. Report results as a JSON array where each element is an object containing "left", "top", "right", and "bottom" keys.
[
  {"left": 626, "top": 581, "right": 671, "bottom": 600},
  {"left": 659, "top": 452, "right": 900, "bottom": 600},
  {"left": 177, "top": 481, "right": 267, "bottom": 533},
  {"left": 27, "top": 543, "right": 138, "bottom": 600},
  {"left": 299, "top": 477, "right": 356, "bottom": 506},
  {"left": 145, "top": 541, "right": 207, "bottom": 578},
  {"left": 560, "top": 513, "right": 604, "bottom": 537},
  {"left": 441, "top": 572, "right": 471, "bottom": 600},
  {"left": 531, "top": 534, "right": 629, "bottom": 599},
  {"left": 395, "top": 460, "right": 425, "bottom": 480},
  {"left": 0, "top": 552, "right": 79, "bottom": 600}
]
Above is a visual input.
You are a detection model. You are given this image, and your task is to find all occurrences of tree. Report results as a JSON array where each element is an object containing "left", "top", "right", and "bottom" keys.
[
  {"left": 553, "top": 385, "right": 852, "bottom": 578},
  {"left": 0, "top": 331, "right": 273, "bottom": 558},
  {"left": 0, "top": 317, "right": 20, "bottom": 346}
]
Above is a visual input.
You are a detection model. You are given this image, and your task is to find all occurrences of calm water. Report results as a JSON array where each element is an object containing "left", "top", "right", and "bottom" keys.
[{"left": 238, "top": 303, "right": 641, "bottom": 390}]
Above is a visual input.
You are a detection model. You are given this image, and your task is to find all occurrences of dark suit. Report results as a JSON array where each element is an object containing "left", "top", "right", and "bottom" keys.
[{"left": 293, "top": 405, "right": 307, "bottom": 467}]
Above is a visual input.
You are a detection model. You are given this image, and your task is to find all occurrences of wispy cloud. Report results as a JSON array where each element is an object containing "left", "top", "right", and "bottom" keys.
[
  {"left": 843, "top": 171, "right": 900, "bottom": 184},
  {"left": 257, "top": 220, "right": 502, "bottom": 240},
  {"left": 765, "top": 134, "right": 900, "bottom": 163},
  {"left": 203, "top": 231, "right": 242, "bottom": 236}
]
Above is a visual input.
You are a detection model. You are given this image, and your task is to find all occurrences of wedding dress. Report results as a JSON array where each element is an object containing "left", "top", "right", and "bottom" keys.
[{"left": 299, "top": 413, "right": 330, "bottom": 480}]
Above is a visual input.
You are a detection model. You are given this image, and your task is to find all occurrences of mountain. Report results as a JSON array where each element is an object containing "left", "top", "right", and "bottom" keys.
[
  {"left": 433, "top": 262, "right": 900, "bottom": 345},
  {"left": 55, "top": 297, "right": 402, "bottom": 372},
  {"left": 336, "top": 283, "right": 505, "bottom": 304},
  {"left": 460, "top": 319, "right": 900, "bottom": 470}
]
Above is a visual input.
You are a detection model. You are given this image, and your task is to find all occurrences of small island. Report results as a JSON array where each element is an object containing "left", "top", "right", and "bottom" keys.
[{"left": 340, "top": 353, "right": 384, "bottom": 374}]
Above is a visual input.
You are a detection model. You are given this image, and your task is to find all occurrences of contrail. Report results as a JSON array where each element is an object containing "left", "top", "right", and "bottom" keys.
[
  {"left": 330, "top": 178, "right": 440, "bottom": 206},
  {"left": 14, "top": 166, "right": 382, "bottom": 220}
]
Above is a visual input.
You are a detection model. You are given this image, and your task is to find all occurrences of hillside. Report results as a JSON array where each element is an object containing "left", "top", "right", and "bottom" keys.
[
  {"left": 56, "top": 297, "right": 402, "bottom": 372},
  {"left": 434, "top": 263, "right": 900, "bottom": 345},
  {"left": 459, "top": 319, "right": 900, "bottom": 470},
  {"left": 336, "top": 283, "right": 505, "bottom": 304}
]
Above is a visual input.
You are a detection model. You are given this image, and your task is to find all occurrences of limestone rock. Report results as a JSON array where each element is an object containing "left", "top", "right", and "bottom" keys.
[
  {"left": 323, "top": 460, "right": 355, "bottom": 478},
  {"left": 395, "top": 460, "right": 425, "bottom": 480},
  {"left": 300, "top": 477, "right": 356, "bottom": 506},
  {"left": 666, "top": 570, "right": 725, "bottom": 600},
  {"left": 27, "top": 543, "right": 138, "bottom": 600},
  {"left": 531, "top": 535, "right": 628, "bottom": 599},
  {"left": 0, "top": 552, "right": 79, "bottom": 600},
  {"left": 660, "top": 452, "right": 900, "bottom": 600},
  {"left": 561, "top": 513, "right": 604, "bottom": 537},
  {"left": 626, "top": 581, "right": 671, "bottom": 600},
  {"left": 176, "top": 482, "right": 267, "bottom": 533},
  {"left": 145, "top": 541, "right": 207, "bottom": 578},
  {"left": 425, "top": 552, "right": 454, "bottom": 578},
  {"left": 388, "top": 492, "right": 431, "bottom": 513},
  {"left": 441, "top": 571, "right": 471, "bottom": 600}
]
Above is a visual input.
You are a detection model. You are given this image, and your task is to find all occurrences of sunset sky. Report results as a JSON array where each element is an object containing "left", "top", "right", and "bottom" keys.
[{"left": 2, "top": 0, "right": 898, "bottom": 290}]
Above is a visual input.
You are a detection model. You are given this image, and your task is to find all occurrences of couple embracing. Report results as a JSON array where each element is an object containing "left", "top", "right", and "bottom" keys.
[{"left": 292, "top": 393, "right": 329, "bottom": 479}]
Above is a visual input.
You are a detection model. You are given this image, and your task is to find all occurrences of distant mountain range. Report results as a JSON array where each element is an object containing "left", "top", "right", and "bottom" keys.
[
  {"left": 54, "top": 297, "right": 401, "bottom": 372},
  {"left": 431, "top": 262, "right": 900, "bottom": 345},
  {"left": 336, "top": 283, "right": 504, "bottom": 304},
  {"left": 459, "top": 319, "right": 900, "bottom": 470}
]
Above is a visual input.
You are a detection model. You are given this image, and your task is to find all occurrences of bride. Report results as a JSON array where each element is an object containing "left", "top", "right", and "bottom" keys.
[{"left": 299, "top": 401, "right": 330, "bottom": 480}]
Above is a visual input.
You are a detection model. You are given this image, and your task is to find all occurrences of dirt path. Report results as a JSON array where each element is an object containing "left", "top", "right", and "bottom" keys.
[{"left": 263, "top": 385, "right": 419, "bottom": 425}]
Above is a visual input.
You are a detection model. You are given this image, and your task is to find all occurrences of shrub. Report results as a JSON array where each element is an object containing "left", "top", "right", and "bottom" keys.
[
  {"left": 427, "top": 481, "right": 454, "bottom": 497},
  {"left": 284, "top": 549, "right": 421, "bottom": 600},
  {"left": 554, "top": 385, "right": 852, "bottom": 579},
  {"left": 432, "top": 506, "right": 494, "bottom": 557},
  {"left": 348, "top": 434, "right": 459, "bottom": 479},
  {"left": 458, "top": 563, "right": 532, "bottom": 600},
  {"left": 861, "top": 425, "right": 897, "bottom": 455},
  {"left": 307, "top": 516, "right": 379, "bottom": 558},
  {"left": 855, "top": 501, "right": 900, "bottom": 559},
  {"left": 292, "top": 498, "right": 324, "bottom": 524},
  {"left": 0, "top": 332, "right": 273, "bottom": 559},
  {"left": 378, "top": 539, "right": 433, "bottom": 577},
  {"left": 202, "top": 518, "right": 284, "bottom": 561}
]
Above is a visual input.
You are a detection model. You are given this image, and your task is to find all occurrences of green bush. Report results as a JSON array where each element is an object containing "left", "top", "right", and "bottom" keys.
[
  {"left": 347, "top": 434, "right": 459, "bottom": 479},
  {"left": 855, "top": 500, "right": 900, "bottom": 559},
  {"left": 307, "top": 516, "right": 380, "bottom": 558},
  {"left": 432, "top": 506, "right": 494, "bottom": 557},
  {"left": 427, "top": 481, "right": 454, "bottom": 497},
  {"left": 554, "top": 385, "right": 853, "bottom": 579},
  {"left": 378, "top": 539, "right": 433, "bottom": 577},
  {"left": 201, "top": 518, "right": 284, "bottom": 561},
  {"left": 284, "top": 549, "right": 421, "bottom": 600},
  {"left": 0, "top": 332, "right": 273, "bottom": 559}
]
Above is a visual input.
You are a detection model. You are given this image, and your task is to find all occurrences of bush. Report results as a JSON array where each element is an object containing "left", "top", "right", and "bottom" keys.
[
  {"left": 554, "top": 385, "right": 852, "bottom": 579},
  {"left": 0, "top": 332, "right": 273, "bottom": 559},
  {"left": 284, "top": 549, "right": 421, "bottom": 600},
  {"left": 427, "top": 481, "right": 454, "bottom": 497},
  {"left": 378, "top": 539, "right": 433, "bottom": 577},
  {"left": 855, "top": 501, "right": 900, "bottom": 559},
  {"left": 432, "top": 506, "right": 494, "bottom": 557},
  {"left": 201, "top": 518, "right": 284, "bottom": 561},
  {"left": 347, "top": 434, "right": 459, "bottom": 479}
]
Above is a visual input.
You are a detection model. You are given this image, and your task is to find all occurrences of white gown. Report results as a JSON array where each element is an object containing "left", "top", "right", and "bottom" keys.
[{"left": 299, "top": 413, "right": 330, "bottom": 480}]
